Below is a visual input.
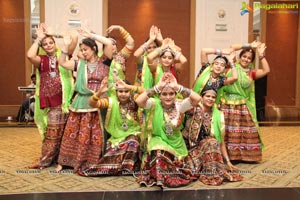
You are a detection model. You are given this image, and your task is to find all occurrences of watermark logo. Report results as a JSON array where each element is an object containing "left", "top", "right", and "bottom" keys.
[
  {"left": 240, "top": 1, "right": 253, "bottom": 16},
  {"left": 240, "top": 2, "right": 299, "bottom": 15}
]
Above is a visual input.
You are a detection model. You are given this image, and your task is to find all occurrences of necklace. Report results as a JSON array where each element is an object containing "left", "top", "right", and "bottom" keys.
[
  {"left": 163, "top": 103, "right": 176, "bottom": 136},
  {"left": 87, "top": 58, "right": 98, "bottom": 73},
  {"left": 120, "top": 104, "right": 129, "bottom": 131},
  {"left": 201, "top": 111, "right": 212, "bottom": 134},
  {"left": 48, "top": 55, "right": 57, "bottom": 78},
  {"left": 207, "top": 74, "right": 218, "bottom": 87}
]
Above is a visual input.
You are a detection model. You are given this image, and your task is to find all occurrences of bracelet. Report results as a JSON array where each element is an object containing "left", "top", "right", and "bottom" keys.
[
  {"left": 215, "top": 49, "right": 222, "bottom": 56},
  {"left": 92, "top": 93, "right": 100, "bottom": 101},
  {"left": 61, "top": 51, "right": 69, "bottom": 56},
  {"left": 175, "top": 51, "right": 182, "bottom": 60},
  {"left": 34, "top": 39, "right": 41, "bottom": 46},
  {"left": 229, "top": 62, "right": 235, "bottom": 68},
  {"left": 154, "top": 85, "right": 161, "bottom": 94},
  {"left": 141, "top": 43, "right": 148, "bottom": 52},
  {"left": 259, "top": 55, "right": 265, "bottom": 60},
  {"left": 176, "top": 85, "right": 183, "bottom": 93},
  {"left": 55, "top": 34, "right": 63, "bottom": 38},
  {"left": 242, "top": 43, "right": 251, "bottom": 49},
  {"left": 131, "top": 86, "right": 140, "bottom": 93},
  {"left": 146, "top": 88, "right": 155, "bottom": 97},
  {"left": 224, "top": 157, "right": 230, "bottom": 163},
  {"left": 91, "top": 33, "right": 98, "bottom": 40},
  {"left": 182, "top": 87, "right": 191, "bottom": 97}
]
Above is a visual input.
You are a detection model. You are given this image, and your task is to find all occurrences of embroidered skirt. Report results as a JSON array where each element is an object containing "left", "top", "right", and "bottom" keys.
[
  {"left": 57, "top": 111, "right": 104, "bottom": 172},
  {"left": 136, "top": 150, "right": 192, "bottom": 188},
  {"left": 29, "top": 106, "right": 66, "bottom": 169},
  {"left": 78, "top": 135, "right": 141, "bottom": 176},
  {"left": 220, "top": 103, "right": 262, "bottom": 162},
  {"left": 185, "top": 137, "right": 243, "bottom": 186}
]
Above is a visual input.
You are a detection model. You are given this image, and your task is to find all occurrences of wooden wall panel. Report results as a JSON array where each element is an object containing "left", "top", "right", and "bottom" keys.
[
  {"left": 0, "top": 0, "right": 26, "bottom": 106},
  {"left": 266, "top": 1, "right": 299, "bottom": 105},
  {"left": 107, "top": 0, "right": 191, "bottom": 86}
]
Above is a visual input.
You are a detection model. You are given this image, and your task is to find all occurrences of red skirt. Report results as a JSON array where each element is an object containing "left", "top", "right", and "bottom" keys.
[{"left": 57, "top": 111, "right": 104, "bottom": 171}]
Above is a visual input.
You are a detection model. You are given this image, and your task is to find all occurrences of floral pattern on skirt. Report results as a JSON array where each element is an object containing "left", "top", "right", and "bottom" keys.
[
  {"left": 185, "top": 137, "right": 243, "bottom": 186},
  {"left": 136, "top": 150, "right": 192, "bottom": 188},
  {"left": 57, "top": 111, "right": 104, "bottom": 172},
  {"left": 220, "top": 103, "right": 262, "bottom": 162},
  {"left": 29, "top": 106, "right": 66, "bottom": 169},
  {"left": 78, "top": 135, "right": 141, "bottom": 176}
]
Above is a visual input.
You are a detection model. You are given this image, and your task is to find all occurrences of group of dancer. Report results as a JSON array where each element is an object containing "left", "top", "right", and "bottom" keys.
[{"left": 26, "top": 23, "right": 270, "bottom": 188}]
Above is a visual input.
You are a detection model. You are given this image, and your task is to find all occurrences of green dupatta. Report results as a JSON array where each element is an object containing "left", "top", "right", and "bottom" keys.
[
  {"left": 34, "top": 50, "right": 74, "bottom": 138},
  {"left": 105, "top": 96, "right": 141, "bottom": 147},
  {"left": 147, "top": 98, "right": 188, "bottom": 159},
  {"left": 107, "top": 59, "right": 125, "bottom": 96},
  {"left": 211, "top": 105, "right": 225, "bottom": 143},
  {"left": 217, "top": 63, "right": 263, "bottom": 149},
  {"left": 141, "top": 54, "right": 153, "bottom": 89},
  {"left": 193, "top": 65, "right": 212, "bottom": 94},
  {"left": 70, "top": 59, "right": 98, "bottom": 111}
]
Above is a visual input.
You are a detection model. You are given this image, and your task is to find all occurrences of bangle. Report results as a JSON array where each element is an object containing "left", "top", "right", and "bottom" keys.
[
  {"left": 229, "top": 62, "right": 235, "bottom": 68},
  {"left": 131, "top": 86, "right": 140, "bottom": 93},
  {"left": 55, "top": 34, "right": 63, "bottom": 38},
  {"left": 176, "top": 85, "right": 183, "bottom": 93},
  {"left": 182, "top": 87, "right": 191, "bottom": 97},
  {"left": 92, "top": 94, "right": 100, "bottom": 101},
  {"left": 154, "top": 85, "right": 161, "bottom": 94},
  {"left": 34, "top": 39, "right": 41, "bottom": 46},
  {"left": 175, "top": 51, "right": 182, "bottom": 60},
  {"left": 146, "top": 88, "right": 155, "bottom": 97},
  {"left": 224, "top": 157, "right": 230, "bottom": 163},
  {"left": 259, "top": 55, "right": 265, "bottom": 60},
  {"left": 91, "top": 33, "right": 98, "bottom": 40},
  {"left": 61, "top": 51, "right": 69, "bottom": 56},
  {"left": 242, "top": 43, "right": 251, "bottom": 49},
  {"left": 215, "top": 49, "right": 222, "bottom": 56},
  {"left": 141, "top": 43, "right": 148, "bottom": 52}
]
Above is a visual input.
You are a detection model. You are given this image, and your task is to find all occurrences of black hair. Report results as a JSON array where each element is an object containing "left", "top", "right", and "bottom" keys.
[
  {"left": 80, "top": 38, "right": 98, "bottom": 55},
  {"left": 30, "top": 74, "right": 36, "bottom": 79},
  {"left": 144, "top": 37, "right": 159, "bottom": 47},
  {"left": 102, "top": 36, "right": 116, "bottom": 51}
]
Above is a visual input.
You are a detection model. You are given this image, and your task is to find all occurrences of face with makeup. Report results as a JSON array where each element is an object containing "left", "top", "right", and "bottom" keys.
[
  {"left": 160, "top": 51, "right": 175, "bottom": 68},
  {"left": 201, "top": 90, "right": 216, "bottom": 108},
  {"left": 41, "top": 36, "right": 56, "bottom": 55},
  {"left": 146, "top": 41, "right": 157, "bottom": 54},
  {"left": 159, "top": 86, "right": 176, "bottom": 109},
  {"left": 212, "top": 58, "right": 226, "bottom": 75},
  {"left": 116, "top": 87, "right": 131, "bottom": 104},
  {"left": 239, "top": 51, "right": 254, "bottom": 68}
]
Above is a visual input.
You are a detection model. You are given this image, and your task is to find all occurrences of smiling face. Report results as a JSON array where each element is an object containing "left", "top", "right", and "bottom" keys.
[
  {"left": 202, "top": 91, "right": 216, "bottom": 108},
  {"left": 41, "top": 37, "right": 56, "bottom": 55},
  {"left": 117, "top": 88, "right": 131, "bottom": 104},
  {"left": 212, "top": 58, "right": 226, "bottom": 75},
  {"left": 160, "top": 51, "right": 174, "bottom": 68},
  {"left": 159, "top": 86, "right": 176, "bottom": 109},
  {"left": 239, "top": 50, "right": 255, "bottom": 68}
]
